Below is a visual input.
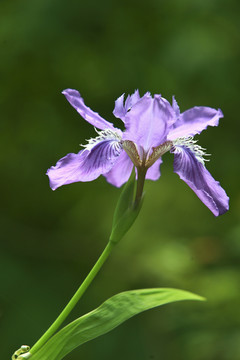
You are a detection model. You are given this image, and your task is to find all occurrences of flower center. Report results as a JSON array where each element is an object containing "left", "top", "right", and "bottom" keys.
[
  {"left": 81, "top": 128, "right": 123, "bottom": 151},
  {"left": 145, "top": 141, "right": 173, "bottom": 168},
  {"left": 122, "top": 140, "right": 173, "bottom": 169}
]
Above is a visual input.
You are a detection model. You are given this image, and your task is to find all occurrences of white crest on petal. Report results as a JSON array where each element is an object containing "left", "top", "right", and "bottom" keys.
[
  {"left": 81, "top": 128, "right": 123, "bottom": 154},
  {"left": 171, "top": 136, "right": 210, "bottom": 166}
]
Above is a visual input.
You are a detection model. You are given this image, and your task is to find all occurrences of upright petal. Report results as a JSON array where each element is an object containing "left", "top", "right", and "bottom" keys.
[
  {"left": 124, "top": 90, "right": 141, "bottom": 113},
  {"left": 62, "top": 89, "right": 115, "bottom": 131},
  {"left": 172, "top": 96, "right": 180, "bottom": 118},
  {"left": 113, "top": 90, "right": 140, "bottom": 121},
  {"left": 47, "top": 137, "right": 122, "bottom": 190},
  {"left": 173, "top": 146, "right": 229, "bottom": 216},
  {"left": 168, "top": 104, "right": 223, "bottom": 141},
  {"left": 104, "top": 151, "right": 133, "bottom": 187},
  {"left": 123, "top": 94, "right": 176, "bottom": 151},
  {"left": 113, "top": 94, "right": 125, "bottom": 120}
]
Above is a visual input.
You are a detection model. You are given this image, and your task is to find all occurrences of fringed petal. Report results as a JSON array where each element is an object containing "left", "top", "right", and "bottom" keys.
[
  {"left": 47, "top": 131, "right": 122, "bottom": 190},
  {"left": 113, "top": 90, "right": 140, "bottom": 121}
]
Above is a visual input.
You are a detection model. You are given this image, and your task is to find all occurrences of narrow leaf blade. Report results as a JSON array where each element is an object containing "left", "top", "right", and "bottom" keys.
[{"left": 30, "top": 288, "right": 205, "bottom": 360}]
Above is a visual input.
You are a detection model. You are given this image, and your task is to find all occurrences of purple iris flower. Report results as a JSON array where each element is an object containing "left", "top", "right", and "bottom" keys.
[{"left": 47, "top": 89, "right": 229, "bottom": 216}]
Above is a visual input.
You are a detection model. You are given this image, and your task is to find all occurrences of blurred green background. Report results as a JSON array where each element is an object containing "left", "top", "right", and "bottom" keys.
[{"left": 1, "top": 0, "right": 240, "bottom": 359}]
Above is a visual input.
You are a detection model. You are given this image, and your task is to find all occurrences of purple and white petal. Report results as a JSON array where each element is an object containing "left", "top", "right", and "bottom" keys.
[
  {"left": 62, "top": 89, "right": 115, "bottom": 131},
  {"left": 172, "top": 146, "right": 229, "bottom": 216},
  {"left": 47, "top": 132, "right": 123, "bottom": 190},
  {"left": 168, "top": 105, "right": 223, "bottom": 141},
  {"left": 104, "top": 151, "right": 133, "bottom": 187},
  {"left": 113, "top": 90, "right": 140, "bottom": 121},
  {"left": 123, "top": 94, "right": 176, "bottom": 151},
  {"left": 146, "top": 157, "right": 163, "bottom": 181}
]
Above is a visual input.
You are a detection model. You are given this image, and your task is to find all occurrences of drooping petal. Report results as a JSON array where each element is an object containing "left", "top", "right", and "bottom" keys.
[
  {"left": 62, "top": 89, "right": 115, "bottom": 131},
  {"left": 123, "top": 94, "right": 176, "bottom": 151},
  {"left": 173, "top": 146, "right": 229, "bottom": 216},
  {"left": 104, "top": 151, "right": 133, "bottom": 187},
  {"left": 168, "top": 104, "right": 223, "bottom": 141},
  {"left": 146, "top": 157, "right": 163, "bottom": 181},
  {"left": 47, "top": 136, "right": 123, "bottom": 190},
  {"left": 113, "top": 90, "right": 140, "bottom": 121}
]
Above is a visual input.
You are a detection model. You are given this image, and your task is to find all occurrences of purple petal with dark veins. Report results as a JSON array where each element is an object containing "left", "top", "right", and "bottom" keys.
[
  {"left": 173, "top": 146, "right": 229, "bottom": 216},
  {"left": 123, "top": 94, "right": 176, "bottom": 151},
  {"left": 146, "top": 158, "right": 163, "bottom": 181},
  {"left": 113, "top": 90, "right": 140, "bottom": 121},
  {"left": 62, "top": 89, "right": 115, "bottom": 131},
  {"left": 104, "top": 151, "right": 133, "bottom": 187},
  {"left": 47, "top": 140, "right": 122, "bottom": 190},
  {"left": 168, "top": 105, "right": 223, "bottom": 141}
]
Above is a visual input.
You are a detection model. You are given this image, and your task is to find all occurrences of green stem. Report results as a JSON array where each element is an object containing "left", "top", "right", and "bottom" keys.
[
  {"left": 30, "top": 241, "right": 115, "bottom": 355},
  {"left": 134, "top": 168, "right": 146, "bottom": 209}
]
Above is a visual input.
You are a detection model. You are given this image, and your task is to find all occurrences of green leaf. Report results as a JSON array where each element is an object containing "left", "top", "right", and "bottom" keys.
[{"left": 30, "top": 288, "right": 205, "bottom": 360}]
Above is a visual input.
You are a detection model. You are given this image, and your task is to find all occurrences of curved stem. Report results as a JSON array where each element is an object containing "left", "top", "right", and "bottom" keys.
[{"left": 30, "top": 241, "right": 115, "bottom": 355}]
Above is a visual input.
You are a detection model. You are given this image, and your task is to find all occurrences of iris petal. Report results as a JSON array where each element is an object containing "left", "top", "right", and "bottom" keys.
[
  {"left": 113, "top": 94, "right": 125, "bottom": 120},
  {"left": 47, "top": 138, "right": 122, "bottom": 190},
  {"left": 123, "top": 94, "right": 176, "bottom": 151},
  {"left": 172, "top": 96, "right": 180, "bottom": 118},
  {"left": 146, "top": 158, "right": 163, "bottom": 181},
  {"left": 173, "top": 146, "right": 229, "bottom": 216},
  {"left": 168, "top": 104, "right": 223, "bottom": 141},
  {"left": 104, "top": 151, "right": 133, "bottom": 187},
  {"left": 62, "top": 89, "right": 115, "bottom": 131},
  {"left": 113, "top": 90, "right": 140, "bottom": 121}
]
